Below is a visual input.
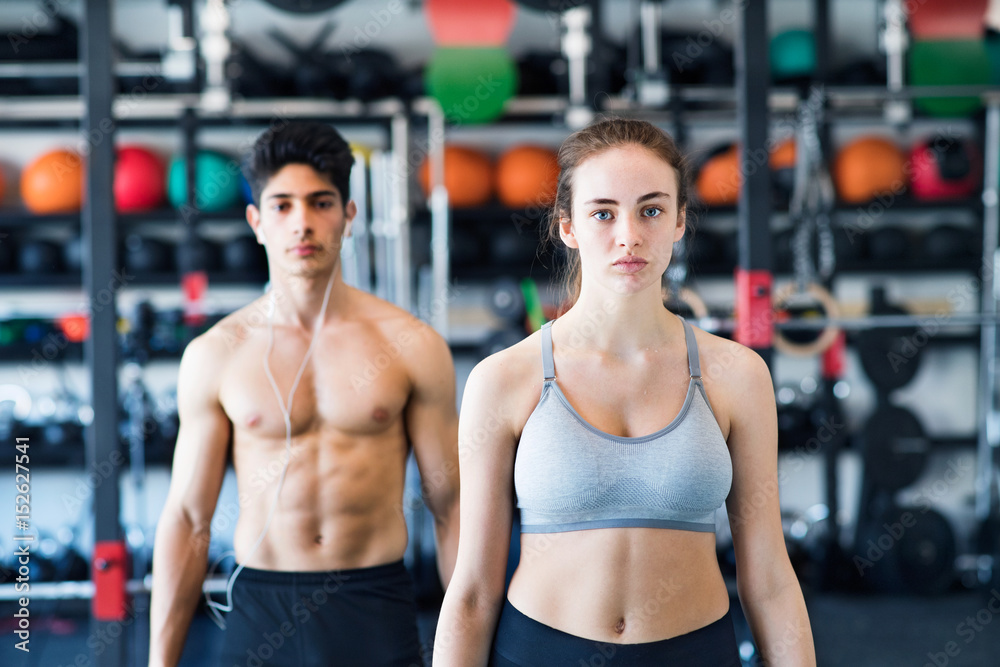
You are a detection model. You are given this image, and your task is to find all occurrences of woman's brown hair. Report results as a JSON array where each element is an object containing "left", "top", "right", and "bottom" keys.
[{"left": 547, "top": 117, "right": 691, "bottom": 307}]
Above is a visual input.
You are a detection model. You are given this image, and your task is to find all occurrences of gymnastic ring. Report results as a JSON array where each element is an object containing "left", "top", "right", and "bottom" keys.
[
  {"left": 662, "top": 286, "right": 710, "bottom": 320},
  {"left": 772, "top": 282, "right": 841, "bottom": 356}
]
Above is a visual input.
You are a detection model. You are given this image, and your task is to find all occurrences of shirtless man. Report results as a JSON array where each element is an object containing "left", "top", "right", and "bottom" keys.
[{"left": 149, "top": 121, "right": 460, "bottom": 667}]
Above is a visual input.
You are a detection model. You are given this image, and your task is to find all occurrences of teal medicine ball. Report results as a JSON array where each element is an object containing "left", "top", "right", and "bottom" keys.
[
  {"left": 771, "top": 29, "right": 816, "bottom": 82},
  {"left": 167, "top": 150, "right": 242, "bottom": 213}
]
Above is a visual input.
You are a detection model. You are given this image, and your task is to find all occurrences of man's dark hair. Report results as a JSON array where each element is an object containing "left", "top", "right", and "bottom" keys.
[{"left": 243, "top": 121, "right": 354, "bottom": 207}]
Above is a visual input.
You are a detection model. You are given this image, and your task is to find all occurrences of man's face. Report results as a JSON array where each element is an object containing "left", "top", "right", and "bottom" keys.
[{"left": 247, "top": 163, "right": 356, "bottom": 279}]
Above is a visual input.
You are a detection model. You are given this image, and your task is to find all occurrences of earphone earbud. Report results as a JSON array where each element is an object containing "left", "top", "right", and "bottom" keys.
[{"left": 258, "top": 228, "right": 268, "bottom": 244}]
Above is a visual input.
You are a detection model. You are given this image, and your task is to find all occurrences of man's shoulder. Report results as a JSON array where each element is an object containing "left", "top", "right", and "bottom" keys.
[
  {"left": 184, "top": 296, "right": 271, "bottom": 364},
  {"left": 350, "top": 289, "right": 442, "bottom": 348}
]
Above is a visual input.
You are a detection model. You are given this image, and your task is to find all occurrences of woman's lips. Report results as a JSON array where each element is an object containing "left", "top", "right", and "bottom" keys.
[{"left": 613, "top": 256, "right": 648, "bottom": 273}]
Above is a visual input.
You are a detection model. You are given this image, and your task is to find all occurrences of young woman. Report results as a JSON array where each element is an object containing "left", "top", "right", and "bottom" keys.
[{"left": 433, "top": 118, "right": 815, "bottom": 666}]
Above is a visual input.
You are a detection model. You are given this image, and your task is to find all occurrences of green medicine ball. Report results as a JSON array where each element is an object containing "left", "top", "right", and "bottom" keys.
[
  {"left": 167, "top": 150, "right": 243, "bottom": 213},
  {"left": 771, "top": 29, "right": 816, "bottom": 82},
  {"left": 909, "top": 39, "right": 991, "bottom": 117},
  {"left": 426, "top": 47, "right": 517, "bottom": 124}
]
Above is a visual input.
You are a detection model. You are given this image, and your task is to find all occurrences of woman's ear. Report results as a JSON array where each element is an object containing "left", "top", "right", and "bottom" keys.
[
  {"left": 674, "top": 207, "right": 687, "bottom": 243},
  {"left": 558, "top": 216, "right": 578, "bottom": 249}
]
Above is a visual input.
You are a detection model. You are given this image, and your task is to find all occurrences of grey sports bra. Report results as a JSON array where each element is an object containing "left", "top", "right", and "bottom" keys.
[{"left": 514, "top": 318, "right": 733, "bottom": 534}]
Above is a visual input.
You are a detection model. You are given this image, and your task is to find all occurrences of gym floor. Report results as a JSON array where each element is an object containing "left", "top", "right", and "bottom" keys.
[{"left": 2, "top": 588, "right": 998, "bottom": 666}]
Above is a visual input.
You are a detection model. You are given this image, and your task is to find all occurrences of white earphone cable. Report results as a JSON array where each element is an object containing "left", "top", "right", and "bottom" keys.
[{"left": 205, "top": 268, "right": 336, "bottom": 629}]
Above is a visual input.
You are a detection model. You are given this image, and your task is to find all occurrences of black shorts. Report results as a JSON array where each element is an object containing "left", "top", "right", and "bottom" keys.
[
  {"left": 490, "top": 598, "right": 742, "bottom": 666},
  {"left": 217, "top": 560, "right": 422, "bottom": 667}
]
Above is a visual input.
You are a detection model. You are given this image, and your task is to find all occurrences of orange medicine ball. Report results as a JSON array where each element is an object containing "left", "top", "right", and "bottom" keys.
[
  {"left": 21, "top": 149, "right": 85, "bottom": 214},
  {"left": 419, "top": 145, "right": 494, "bottom": 208},
  {"left": 697, "top": 141, "right": 798, "bottom": 207},
  {"left": 833, "top": 136, "right": 908, "bottom": 204},
  {"left": 494, "top": 145, "right": 560, "bottom": 209},
  {"left": 696, "top": 146, "right": 740, "bottom": 206},
  {"left": 769, "top": 139, "right": 796, "bottom": 170}
]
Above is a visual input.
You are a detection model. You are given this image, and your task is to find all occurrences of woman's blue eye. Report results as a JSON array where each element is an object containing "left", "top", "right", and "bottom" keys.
[
  {"left": 644, "top": 207, "right": 662, "bottom": 217},
  {"left": 593, "top": 210, "right": 612, "bottom": 221}
]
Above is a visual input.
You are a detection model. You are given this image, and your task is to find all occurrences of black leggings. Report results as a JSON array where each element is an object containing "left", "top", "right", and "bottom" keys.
[
  {"left": 217, "top": 561, "right": 422, "bottom": 667},
  {"left": 490, "top": 598, "right": 743, "bottom": 666}
]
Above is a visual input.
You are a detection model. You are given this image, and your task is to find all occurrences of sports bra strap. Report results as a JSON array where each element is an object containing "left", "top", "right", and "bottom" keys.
[
  {"left": 541, "top": 320, "right": 555, "bottom": 381},
  {"left": 680, "top": 317, "right": 701, "bottom": 379},
  {"left": 543, "top": 318, "right": 699, "bottom": 380}
]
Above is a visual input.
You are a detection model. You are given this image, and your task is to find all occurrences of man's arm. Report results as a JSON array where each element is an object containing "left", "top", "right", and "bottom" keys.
[
  {"left": 403, "top": 322, "right": 460, "bottom": 588},
  {"left": 149, "top": 333, "right": 231, "bottom": 667}
]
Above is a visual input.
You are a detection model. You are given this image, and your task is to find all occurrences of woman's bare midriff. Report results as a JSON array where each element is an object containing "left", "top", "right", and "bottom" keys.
[{"left": 507, "top": 527, "right": 730, "bottom": 643}]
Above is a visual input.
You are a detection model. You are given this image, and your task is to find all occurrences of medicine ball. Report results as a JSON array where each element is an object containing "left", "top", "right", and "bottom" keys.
[
  {"left": 687, "top": 230, "right": 724, "bottom": 267},
  {"left": 833, "top": 137, "right": 907, "bottom": 204},
  {"left": 922, "top": 224, "right": 977, "bottom": 260},
  {"left": 660, "top": 30, "right": 735, "bottom": 86},
  {"left": 770, "top": 139, "right": 796, "bottom": 205},
  {"left": 21, "top": 149, "right": 84, "bottom": 214},
  {"left": 514, "top": 0, "right": 587, "bottom": 11},
  {"left": 0, "top": 231, "right": 16, "bottom": 272},
  {"left": 418, "top": 145, "right": 494, "bottom": 208},
  {"left": 834, "top": 225, "right": 867, "bottom": 264},
  {"left": 773, "top": 228, "right": 794, "bottom": 273},
  {"left": 696, "top": 145, "right": 740, "bottom": 207},
  {"left": 123, "top": 234, "right": 172, "bottom": 273},
  {"left": 833, "top": 59, "right": 886, "bottom": 86},
  {"left": 909, "top": 39, "right": 991, "bottom": 117},
  {"left": 426, "top": 0, "right": 516, "bottom": 45},
  {"left": 115, "top": 146, "right": 166, "bottom": 212},
  {"left": 19, "top": 239, "right": 63, "bottom": 273},
  {"left": 450, "top": 223, "right": 486, "bottom": 268},
  {"left": 166, "top": 150, "right": 242, "bottom": 213},
  {"left": 240, "top": 173, "right": 254, "bottom": 205},
  {"left": 175, "top": 237, "right": 220, "bottom": 273},
  {"left": 771, "top": 29, "right": 816, "bottom": 83},
  {"left": 221, "top": 235, "right": 267, "bottom": 274},
  {"left": 260, "top": 0, "right": 347, "bottom": 13},
  {"left": 63, "top": 235, "right": 83, "bottom": 272},
  {"left": 909, "top": 138, "right": 981, "bottom": 201},
  {"left": 425, "top": 47, "right": 517, "bottom": 125},
  {"left": 517, "top": 51, "right": 566, "bottom": 96},
  {"left": 495, "top": 145, "right": 560, "bottom": 209},
  {"left": 867, "top": 226, "right": 912, "bottom": 262}
]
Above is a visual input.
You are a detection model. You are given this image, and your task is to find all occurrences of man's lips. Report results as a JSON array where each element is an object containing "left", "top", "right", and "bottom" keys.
[{"left": 290, "top": 244, "right": 319, "bottom": 256}]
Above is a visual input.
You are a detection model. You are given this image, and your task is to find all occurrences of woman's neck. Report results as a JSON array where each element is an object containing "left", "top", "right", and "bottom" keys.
[{"left": 559, "top": 284, "right": 679, "bottom": 355}]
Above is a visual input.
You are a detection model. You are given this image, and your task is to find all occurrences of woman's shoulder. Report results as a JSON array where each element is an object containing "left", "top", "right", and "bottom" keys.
[
  {"left": 468, "top": 329, "right": 545, "bottom": 394},
  {"left": 686, "top": 322, "right": 775, "bottom": 430},
  {"left": 462, "top": 330, "right": 548, "bottom": 432},
  {"left": 687, "top": 323, "right": 770, "bottom": 384}
]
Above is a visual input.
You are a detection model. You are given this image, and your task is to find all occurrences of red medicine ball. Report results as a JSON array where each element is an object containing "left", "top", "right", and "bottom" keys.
[
  {"left": 115, "top": 146, "right": 167, "bottom": 212},
  {"left": 909, "top": 138, "right": 981, "bottom": 201}
]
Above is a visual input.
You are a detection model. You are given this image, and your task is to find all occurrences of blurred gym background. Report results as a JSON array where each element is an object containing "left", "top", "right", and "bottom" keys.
[{"left": 1, "top": 0, "right": 1000, "bottom": 665}]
